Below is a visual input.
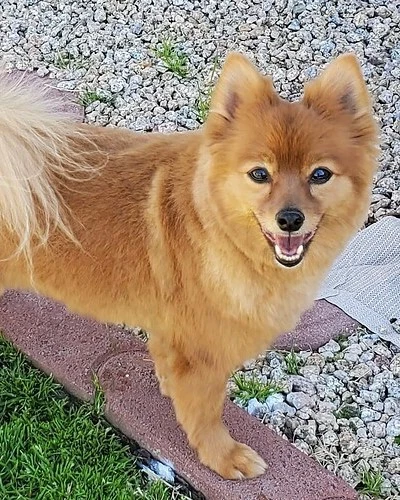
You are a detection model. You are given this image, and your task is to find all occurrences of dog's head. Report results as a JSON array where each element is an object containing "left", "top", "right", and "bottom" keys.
[{"left": 200, "top": 53, "right": 379, "bottom": 269}]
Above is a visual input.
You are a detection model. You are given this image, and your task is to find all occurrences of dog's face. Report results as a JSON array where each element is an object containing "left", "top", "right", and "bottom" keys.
[{"left": 203, "top": 53, "right": 379, "bottom": 268}]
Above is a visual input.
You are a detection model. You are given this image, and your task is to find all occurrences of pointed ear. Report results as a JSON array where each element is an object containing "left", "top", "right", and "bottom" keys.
[
  {"left": 209, "top": 52, "right": 276, "bottom": 122},
  {"left": 303, "top": 54, "right": 371, "bottom": 116}
]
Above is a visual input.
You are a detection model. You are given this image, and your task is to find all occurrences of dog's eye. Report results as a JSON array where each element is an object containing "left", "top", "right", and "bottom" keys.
[
  {"left": 248, "top": 167, "right": 270, "bottom": 184},
  {"left": 310, "top": 167, "right": 332, "bottom": 184}
]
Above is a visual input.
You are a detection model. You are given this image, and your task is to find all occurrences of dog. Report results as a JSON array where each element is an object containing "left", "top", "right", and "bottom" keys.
[{"left": 0, "top": 52, "right": 378, "bottom": 479}]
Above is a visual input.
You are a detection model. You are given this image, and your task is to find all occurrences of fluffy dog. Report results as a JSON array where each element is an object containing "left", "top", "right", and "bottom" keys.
[{"left": 0, "top": 52, "right": 378, "bottom": 479}]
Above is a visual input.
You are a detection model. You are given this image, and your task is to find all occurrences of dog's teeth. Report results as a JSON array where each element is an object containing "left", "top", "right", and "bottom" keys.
[
  {"left": 274, "top": 244, "right": 304, "bottom": 263},
  {"left": 274, "top": 244, "right": 283, "bottom": 257}
]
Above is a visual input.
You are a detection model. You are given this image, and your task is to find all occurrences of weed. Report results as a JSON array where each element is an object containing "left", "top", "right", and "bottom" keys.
[
  {"left": 285, "top": 350, "right": 303, "bottom": 375},
  {"left": 79, "top": 89, "right": 113, "bottom": 107},
  {"left": 356, "top": 470, "right": 384, "bottom": 497},
  {"left": 336, "top": 334, "right": 348, "bottom": 349},
  {"left": 232, "top": 373, "right": 282, "bottom": 405},
  {"left": 155, "top": 39, "right": 188, "bottom": 78},
  {"left": 194, "top": 57, "right": 220, "bottom": 123},
  {"left": 54, "top": 50, "right": 87, "bottom": 70},
  {"left": 334, "top": 404, "right": 360, "bottom": 420},
  {"left": 195, "top": 92, "right": 211, "bottom": 123},
  {"left": 92, "top": 373, "right": 106, "bottom": 417}
]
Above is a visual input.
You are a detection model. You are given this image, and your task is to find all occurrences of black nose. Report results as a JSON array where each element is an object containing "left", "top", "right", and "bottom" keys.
[{"left": 276, "top": 208, "right": 305, "bottom": 232}]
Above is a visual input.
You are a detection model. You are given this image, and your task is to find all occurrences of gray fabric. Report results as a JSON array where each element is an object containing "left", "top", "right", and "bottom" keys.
[{"left": 317, "top": 216, "right": 400, "bottom": 347}]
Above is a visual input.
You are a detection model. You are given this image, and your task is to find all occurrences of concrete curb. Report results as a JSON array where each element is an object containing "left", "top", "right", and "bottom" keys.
[{"left": 0, "top": 291, "right": 357, "bottom": 500}]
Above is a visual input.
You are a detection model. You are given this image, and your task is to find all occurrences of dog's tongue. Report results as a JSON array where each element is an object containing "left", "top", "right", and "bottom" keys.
[{"left": 275, "top": 234, "right": 304, "bottom": 256}]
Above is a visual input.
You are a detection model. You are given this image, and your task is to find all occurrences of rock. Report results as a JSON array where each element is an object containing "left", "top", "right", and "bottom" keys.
[
  {"left": 387, "top": 380, "right": 400, "bottom": 398},
  {"left": 319, "top": 339, "right": 341, "bottom": 354},
  {"left": 273, "top": 402, "right": 296, "bottom": 417},
  {"left": 350, "top": 363, "right": 373, "bottom": 379},
  {"left": 384, "top": 397, "right": 400, "bottom": 416},
  {"left": 247, "top": 398, "right": 268, "bottom": 418},
  {"left": 286, "top": 391, "right": 315, "bottom": 410},
  {"left": 306, "top": 353, "right": 326, "bottom": 368},
  {"left": 339, "top": 429, "right": 358, "bottom": 453},
  {"left": 265, "top": 393, "right": 285, "bottom": 412},
  {"left": 322, "top": 429, "right": 339, "bottom": 446},
  {"left": 294, "top": 423, "right": 318, "bottom": 446},
  {"left": 359, "top": 389, "right": 380, "bottom": 404},
  {"left": 299, "top": 365, "right": 321, "bottom": 377},
  {"left": 315, "top": 411, "right": 338, "bottom": 430},
  {"left": 288, "top": 19, "right": 301, "bottom": 31},
  {"left": 388, "top": 458, "right": 400, "bottom": 474},
  {"left": 387, "top": 417, "right": 400, "bottom": 437},
  {"left": 361, "top": 408, "right": 381, "bottom": 423},
  {"left": 367, "top": 422, "right": 386, "bottom": 438},
  {"left": 338, "top": 463, "right": 359, "bottom": 486},
  {"left": 390, "top": 353, "right": 400, "bottom": 376},
  {"left": 289, "top": 375, "right": 316, "bottom": 395}
]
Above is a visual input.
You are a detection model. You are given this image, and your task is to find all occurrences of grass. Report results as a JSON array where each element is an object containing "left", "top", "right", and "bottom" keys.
[
  {"left": 232, "top": 373, "right": 283, "bottom": 406},
  {"left": 336, "top": 334, "right": 348, "bottom": 349},
  {"left": 79, "top": 89, "right": 114, "bottom": 107},
  {"left": 194, "top": 57, "right": 220, "bottom": 123},
  {"left": 54, "top": 50, "right": 88, "bottom": 70},
  {"left": 334, "top": 404, "right": 361, "bottom": 420},
  {"left": 0, "top": 336, "right": 183, "bottom": 499},
  {"left": 285, "top": 350, "right": 303, "bottom": 375},
  {"left": 194, "top": 93, "right": 211, "bottom": 123},
  {"left": 356, "top": 470, "right": 384, "bottom": 497},
  {"left": 395, "top": 436, "right": 400, "bottom": 446},
  {"left": 155, "top": 39, "right": 188, "bottom": 78}
]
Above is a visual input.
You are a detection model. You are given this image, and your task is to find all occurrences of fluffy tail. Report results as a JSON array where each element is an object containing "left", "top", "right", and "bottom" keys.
[{"left": 0, "top": 72, "right": 99, "bottom": 261}]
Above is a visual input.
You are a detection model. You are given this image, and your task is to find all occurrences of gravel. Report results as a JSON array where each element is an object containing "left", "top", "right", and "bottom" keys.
[
  {"left": 233, "top": 329, "right": 400, "bottom": 499},
  {"left": 0, "top": 0, "right": 399, "bottom": 497},
  {"left": 0, "top": 0, "right": 399, "bottom": 221}
]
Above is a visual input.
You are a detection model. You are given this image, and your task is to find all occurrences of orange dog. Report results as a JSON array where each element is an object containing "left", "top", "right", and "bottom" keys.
[{"left": 0, "top": 53, "right": 378, "bottom": 479}]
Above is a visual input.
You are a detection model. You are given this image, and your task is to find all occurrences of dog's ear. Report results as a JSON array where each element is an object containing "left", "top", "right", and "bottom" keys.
[
  {"left": 303, "top": 54, "right": 371, "bottom": 116},
  {"left": 208, "top": 52, "right": 276, "bottom": 122}
]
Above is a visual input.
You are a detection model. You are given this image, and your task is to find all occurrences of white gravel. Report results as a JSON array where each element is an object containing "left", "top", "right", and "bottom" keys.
[
  {"left": 0, "top": 0, "right": 399, "bottom": 497},
  {"left": 0, "top": 0, "right": 399, "bottom": 221},
  {"left": 231, "top": 329, "right": 400, "bottom": 499}
]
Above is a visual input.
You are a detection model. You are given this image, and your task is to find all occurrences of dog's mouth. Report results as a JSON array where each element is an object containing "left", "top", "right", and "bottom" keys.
[{"left": 263, "top": 231, "right": 315, "bottom": 268}]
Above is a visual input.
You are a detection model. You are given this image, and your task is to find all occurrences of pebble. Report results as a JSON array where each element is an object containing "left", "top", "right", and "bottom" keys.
[
  {"left": 237, "top": 330, "right": 399, "bottom": 496},
  {"left": 350, "top": 364, "right": 373, "bottom": 379},
  {"left": 387, "top": 417, "right": 400, "bottom": 437},
  {"left": 287, "top": 392, "right": 315, "bottom": 410}
]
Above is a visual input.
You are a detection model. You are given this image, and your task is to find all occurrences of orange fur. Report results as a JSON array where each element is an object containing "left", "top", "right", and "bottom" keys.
[{"left": 0, "top": 53, "right": 379, "bottom": 479}]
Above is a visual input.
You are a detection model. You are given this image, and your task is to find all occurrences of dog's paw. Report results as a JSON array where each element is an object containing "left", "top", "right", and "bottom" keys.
[
  {"left": 219, "top": 442, "right": 267, "bottom": 480},
  {"left": 200, "top": 440, "right": 267, "bottom": 480}
]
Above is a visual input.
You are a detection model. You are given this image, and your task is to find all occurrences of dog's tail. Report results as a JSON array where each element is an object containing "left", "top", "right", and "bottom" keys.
[{"left": 0, "top": 72, "right": 98, "bottom": 262}]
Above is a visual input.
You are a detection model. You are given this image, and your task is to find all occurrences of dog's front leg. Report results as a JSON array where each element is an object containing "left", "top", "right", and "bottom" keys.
[{"left": 166, "top": 346, "right": 267, "bottom": 480}]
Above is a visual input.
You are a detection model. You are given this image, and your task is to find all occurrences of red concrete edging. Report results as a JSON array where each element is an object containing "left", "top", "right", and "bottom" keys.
[
  {"left": 274, "top": 300, "right": 359, "bottom": 351},
  {"left": 0, "top": 291, "right": 357, "bottom": 500}
]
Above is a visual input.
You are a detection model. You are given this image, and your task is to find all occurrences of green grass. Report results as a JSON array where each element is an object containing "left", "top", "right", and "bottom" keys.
[
  {"left": 194, "top": 93, "right": 211, "bottom": 123},
  {"left": 285, "top": 350, "right": 303, "bottom": 375},
  {"left": 335, "top": 334, "right": 348, "bottom": 350},
  {"left": 54, "top": 50, "right": 88, "bottom": 70},
  {"left": 356, "top": 470, "right": 384, "bottom": 497},
  {"left": 194, "top": 58, "right": 220, "bottom": 123},
  {"left": 79, "top": 89, "right": 113, "bottom": 107},
  {"left": 334, "top": 404, "right": 360, "bottom": 420},
  {"left": 395, "top": 436, "right": 400, "bottom": 446},
  {"left": 232, "top": 373, "right": 282, "bottom": 406},
  {"left": 155, "top": 39, "right": 188, "bottom": 78},
  {"left": 0, "top": 336, "right": 181, "bottom": 499}
]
